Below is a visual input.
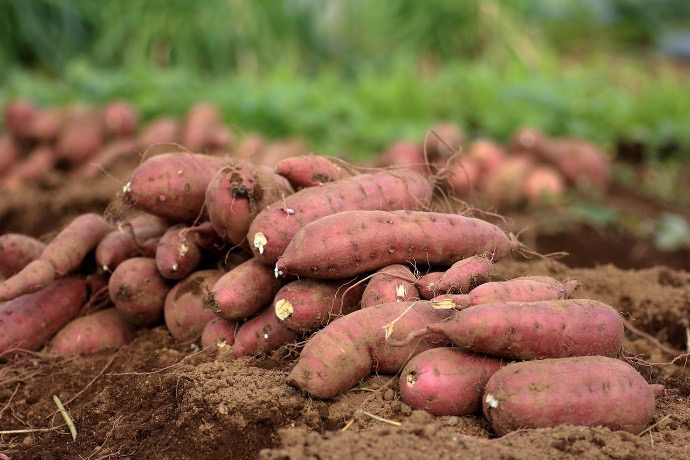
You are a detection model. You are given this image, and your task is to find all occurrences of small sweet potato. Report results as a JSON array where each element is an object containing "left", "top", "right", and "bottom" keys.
[
  {"left": 483, "top": 356, "right": 656, "bottom": 435},
  {"left": 275, "top": 154, "right": 355, "bottom": 189},
  {"left": 287, "top": 301, "right": 453, "bottom": 399},
  {"left": 542, "top": 138, "right": 610, "bottom": 189},
  {"left": 103, "top": 100, "right": 139, "bottom": 137},
  {"left": 204, "top": 258, "right": 282, "bottom": 320},
  {"left": 417, "top": 256, "right": 493, "bottom": 300},
  {"left": 50, "top": 308, "right": 133, "bottom": 356},
  {"left": 467, "top": 139, "right": 506, "bottom": 176},
  {"left": 27, "top": 108, "right": 65, "bottom": 142},
  {"left": 201, "top": 317, "right": 239, "bottom": 350},
  {"left": 445, "top": 157, "right": 480, "bottom": 197},
  {"left": 524, "top": 166, "right": 565, "bottom": 205},
  {"left": 0, "top": 278, "right": 87, "bottom": 354},
  {"left": 481, "top": 156, "right": 533, "bottom": 208},
  {"left": 400, "top": 348, "right": 503, "bottom": 416},
  {"left": 250, "top": 170, "right": 434, "bottom": 265},
  {"left": 182, "top": 103, "right": 221, "bottom": 151},
  {"left": 156, "top": 224, "right": 202, "bottom": 280},
  {"left": 138, "top": 117, "right": 179, "bottom": 147},
  {"left": 361, "top": 264, "right": 419, "bottom": 308},
  {"left": 109, "top": 257, "right": 170, "bottom": 327},
  {"left": 509, "top": 127, "right": 548, "bottom": 155},
  {"left": 426, "top": 121, "right": 464, "bottom": 161},
  {"left": 232, "top": 306, "right": 298, "bottom": 357},
  {"left": 415, "top": 272, "right": 444, "bottom": 300},
  {"left": 96, "top": 214, "right": 169, "bottom": 271},
  {"left": 0, "top": 234, "right": 46, "bottom": 278},
  {"left": 56, "top": 113, "right": 105, "bottom": 165},
  {"left": 164, "top": 269, "right": 222, "bottom": 341}
]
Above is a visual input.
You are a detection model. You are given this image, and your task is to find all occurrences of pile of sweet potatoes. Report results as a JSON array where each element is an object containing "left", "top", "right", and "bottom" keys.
[{"left": 0, "top": 129, "right": 657, "bottom": 439}]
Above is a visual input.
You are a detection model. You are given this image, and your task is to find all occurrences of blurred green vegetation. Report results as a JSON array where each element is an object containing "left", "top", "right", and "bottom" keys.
[{"left": 1, "top": 0, "right": 689, "bottom": 160}]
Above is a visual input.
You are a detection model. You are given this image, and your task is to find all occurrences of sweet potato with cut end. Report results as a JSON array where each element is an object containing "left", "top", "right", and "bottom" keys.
[
  {"left": 206, "top": 159, "right": 293, "bottom": 246},
  {"left": 467, "top": 139, "right": 506, "bottom": 176},
  {"left": 103, "top": 100, "right": 139, "bottom": 137},
  {"left": 420, "top": 299, "right": 623, "bottom": 360},
  {"left": 250, "top": 170, "right": 433, "bottom": 265},
  {"left": 204, "top": 258, "right": 281, "bottom": 320},
  {"left": 524, "top": 165, "right": 565, "bottom": 205},
  {"left": 0, "top": 234, "right": 46, "bottom": 278},
  {"left": 0, "top": 278, "right": 86, "bottom": 354},
  {"left": 400, "top": 348, "right": 503, "bottom": 416},
  {"left": 377, "top": 140, "right": 426, "bottom": 174},
  {"left": 274, "top": 279, "right": 365, "bottom": 334},
  {"left": 275, "top": 154, "right": 355, "bottom": 189},
  {"left": 483, "top": 356, "right": 656, "bottom": 435},
  {"left": 232, "top": 306, "right": 298, "bottom": 357},
  {"left": 418, "top": 256, "right": 493, "bottom": 300},
  {"left": 0, "top": 134, "right": 20, "bottom": 175},
  {"left": 96, "top": 214, "right": 169, "bottom": 271},
  {"left": 361, "top": 264, "right": 419, "bottom": 308},
  {"left": 434, "top": 276, "right": 579, "bottom": 309},
  {"left": 138, "top": 117, "right": 179, "bottom": 147},
  {"left": 50, "top": 308, "right": 133, "bottom": 356},
  {"left": 201, "top": 317, "right": 239, "bottom": 350},
  {"left": 276, "top": 210, "right": 517, "bottom": 279},
  {"left": 156, "top": 224, "right": 202, "bottom": 280},
  {"left": 287, "top": 301, "right": 453, "bottom": 399},
  {"left": 109, "top": 257, "right": 170, "bottom": 327},
  {"left": 123, "top": 152, "right": 228, "bottom": 222},
  {"left": 164, "top": 269, "right": 222, "bottom": 341}
]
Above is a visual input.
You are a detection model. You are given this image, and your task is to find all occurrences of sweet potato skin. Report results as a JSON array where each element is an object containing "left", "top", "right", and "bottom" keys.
[
  {"left": 204, "top": 258, "right": 281, "bottom": 320},
  {"left": 361, "top": 264, "right": 419, "bottom": 308},
  {"left": 96, "top": 214, "right": 169, "bottom": 271},
  {"left": 232, "top": 306, "right": 298, "bottom": 357},
  {"left": 400, "top": 348, "right": 503, "bottom": 416},
  {"left": 415, "top": 272, "right": 444, "bottom": 300},
  {"left": 109, "top": 257, "right": 170, "bottom": 327},
  {"left": 50, "top": 308, "right": 133, "bottom": 356},
  {"left": 0, "top": 234, "right": 46, "bottom": 278},
  {"left": 275, "top": 154, "right": 354, "bottom": 188},
  {"left": 250, "top": 170, "right": 434, "bottom": 265},
  {"left": 432, "top": 299, "right": 623, "bottom": 360},
  {"left": 445, "top": 276, "right": 579, "bottom": 308},
  {"left": 274, "top": 279, "right": 365, "bottom": 333},
  {"left": 277, "top": 210, "right": 516, "bottom": 279},
  {"left": 164, "top": 270, "right": 222, "bottom": 341},
  {"left": 419, "top": 256, "right": 493, "bottom": 299},
  {"left": 0, "top": 278, "right": 87, "bottom": 354},
  {"left": 287, "top": 301, "right": 453, "bottom": 399},
  {"left": 201, "top": 317, "right": 239, "bottom": 350},
  {"left": 483, "top": 356, "right": 655, "bottom": 435},
  {"left": 156, "top": 224, "right": 202, "bottom": 280}
]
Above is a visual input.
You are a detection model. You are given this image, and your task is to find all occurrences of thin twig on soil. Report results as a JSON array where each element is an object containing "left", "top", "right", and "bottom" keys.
[
  {"left": 638, "top": 415, "right": 671, "bottom": 437},
  {"left": 622, "top": 317, "right": 683, "bottom": 356}
]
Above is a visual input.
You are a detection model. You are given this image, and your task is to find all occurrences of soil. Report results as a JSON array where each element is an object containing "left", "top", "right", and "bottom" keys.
[{"left": 1, "top": 172, "right": 689, "bottom": 459}]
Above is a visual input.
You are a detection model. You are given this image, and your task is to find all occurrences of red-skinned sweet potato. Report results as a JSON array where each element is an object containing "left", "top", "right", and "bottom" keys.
[
  {"left": 0, "top": 134, "right": 20, "bottom": 176},
  {"left": 250, "top": 170, "right": 434, "bottom": 265},
  {"left": 417, "top": 256, "right": 493, "bottom": 300},
  {"left": 27, "top": 108, "right": 65, "bottom": 142},
  {"left": 481, "top": 156, "right": 533, "bottom": 208},
  {"left": 156, "top": 224, "right": 203, "bottom": 280},
  {"left": 426, "top": 121, "right": 464, "bottom": 161},
  {"left": 96, "top": 214, "right": 169, "bottom": 272},
  {"left": 4, "top": 99, "right": 37, "bottom": 138},
  {"left": 50, "top": 308, "right": 133, "bottom": 356},
  {"left": 467, "top": 139, "right": 506, "bottom": 176},
  {"left": 510, "top": 127, "right": 548, "bottom": 155},
  {"left": 0, "top": 234, "right": 46, "bottom": 278},
  {"left": 233, "top": 134, "right": 266, "bottom": 162},
  {"left": 0, "top": 278, "right": 86, "bottom": 354},
  {"left": 361, "top": 264, "right": 419, "bottom": 308},
  {"left": 415, "top": 272, "right": 444, "bottom": 300},
  {"left": 103, "top": 100, "right": 139, "bottom": 137},
  {"left": 483, "top": 356, "right": 656, "bottom": 435},
  {"left": 445, "top": 157, "right": 480, "bottom": 196},
  {"left": 275, "top": 154, "right": 355, "bottom": 189},
  {"left": 164, "top": 269, "right": 222, "bottom": 341},
  {"left": 232, "top": 306, "right": 298, "bottom": 357},
  {"left": 542, "top": 138, "right": 610, "bottom": 189},
  {"left": 56, "top": 112, "right": 105, "bottom": 165},
  {"left": 138, "top": 117, "right": 179, "bottom": 148},
  {"left": 201, "top": 317, "right": 239, "bottom": 350},
  {"left": 73, "top": 138, "right": 139, "bottom": 178},
  {"left": 109, "top": 257, "right": 170, "bottom": 327},
  {"left": 2, "top": 144, "right": 56, "bottom": 190},
  {"left": 377, "top": 140, "right": 426, "bottom": 174},
  {"left": 524, "top": 165, "right": 565, "bottom": 205},
  {"left": 400, "top": 348, "right": 503, "bottom": 416},
  {"left": 181, "top": 103, "right": 221, "bottom": 151},
  {"left": 276, "top": 210, "right": 517, "bottom": 279},
  {"left": 204, "top": 258, "right": 281, "bottom": 320}
]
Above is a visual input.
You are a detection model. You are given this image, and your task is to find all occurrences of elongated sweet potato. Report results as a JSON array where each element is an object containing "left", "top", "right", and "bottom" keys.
[
  {"left": 361, "top": 264, "right": 419, "bottom": 308},
  {"left": 274, "top": 279, "right": 365, "bottom": 333},
  {"left": 400, "top": 348, "right": 503, "bottom": 416},
  {"left": 50, "top": 308, "right": 133, "bottom": 356},
  {"left": 232, "top": 306, "right": 298, "bottom": 357},
  {"left": 409, "top": 299, "right": 623, "bottom": 360},
  {"left": 201, "top": 317, "right": 239, "bottom": 350},
  {"left": 122, "top": 152, "right": 228, "bottom": 222},
  {"left": 250, "top": 170, "right": 433, "bottom": 265},
  {"left": 156, "top": 224, "right": 202, "bottom": 280},
  {"left": 432, "top": 276, "right": 579, "bottom": 309},
  {"left": 276, "top": 210, "right": 517, "bottom": 279},
  {"left": 417, "top": 256, "right": 493, "bottom": 300},
  {"left": 483, "top": 356, "right": 656, "bottom": 435},
  {"left": 164, "top": 269, "right": 222, "bottom": 341},
  {"left": 275, "top": 154, "right": 355, "bottom": 189},
  {"left": 206, "top": 159, "right": 293, "bottom": 246},
  {"left": 0, "top": 234, "right": 46, "bottom": 278},
  {"left": 96, "top": 214, "right": 169, "bottom": 271},
  {"left": 109, "top": 257, "right": 170, "bottom": 327},
  {"left": 204, "top": 258, "right": 281, "bottom": 320},
  {"left": 287, "top": 301, "right": 453, "bottom": 399},
  {"left": 0, "top": 278, "right": 86, "bottom": 354}
]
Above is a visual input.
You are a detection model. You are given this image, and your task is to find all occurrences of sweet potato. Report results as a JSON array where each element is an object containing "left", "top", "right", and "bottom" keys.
[
  {"left": 287, "top": 301, "right": 453, "bottom": 399},
  {"left": 164, "top": 269, "right": 222, "bottom": 341},
  {"left": 103, "top": 100, "right": 139, "bottom": 137},
  {"left": 0, "top": 134, "right": 20, "bottom": 175},
  {"left": 50, "top": 308, "right": 133, "bottom": 356},
  {"left": 361, "top": 264, "right": 419, "bottom": 308},
  {"left": 400, "top": 348, "right": 503, "bottom": 416},
  {"left": 2, "top": 144, "right": 56, "bottom": 189},
  {"left": 56, "top": 112, "right": 105, "bottom": 165},
  {"left": 275, "top": 154, "right": 355, "bottom": 189},
  {"left": 542, "top": 139, "right": 610, "bottom": 189},
  {"left": 0, "top": 278, "right": 86, "bottom": 354},
  {"left": 27, "top": 108, "right": 65, "bottom": 142},
  {"left": 138, "top": 117, "right": 179, "bottom": 147},
  {"left": 207, "top": 125, "right": 234, "bottom": 150},
  {"left": 411, "top": 299, "right": 623, "bottom": 360},
  {"left": 524, "top": 165, "right": 565, "bottom": 205},
  {"left": 426, "top": 121, "right": 464, "bottom": 161},
  {"left": 0, "top": 213, "right": 112, "bottom": 300},
  {"left": 156, "top": 224, "right": 202, "bottom": 280},
  {"left": 467, "top": 139, "right": 506, "bottom": 176},
  {"left": 481, "top": 156, "right": 533, "bottom": 208},
  {"left": 187, "top": 221, "right": 226, "bottom": 252},
  {"left": 233, "top": 134, "right": 266, "bottom": 162},
  {"left": 250, "top": 170, "right": 434, "bottom": 265},
  {"left": 96, "top": 214, "right": 169, "bottom": 271},
  {"left": 377, "top": 140, "right": 426, "bottom": 174},
  {"left": 510, "top": 127, "right": 548, "bottom": 155},
  {"left": 201, "top": 317, "right": 239, "bottom": 350},
  {"left": 0, "top": 234, "right": 46, "bottom": 278},
  {"left": 483, "top": 356, "right": 656, "bottom": 435},
  {"left": 446, "top": 157, "right": 480, "bottom": 197},
  {"left": 432, "top": 276, "right": 579, "bottom": 309},
  {"left": 109, "top": 257, "right": 170, "bottom": 326},
  {"left": 4, "top": 99, "right": 37, "bottom": 138},
  {"left": 415, "top": 272, "right": 444, "bottom": 300},
  {"left": 182, "top": 103, "right": 221, "bottom": 151},
  {"left": 232, "top": 306, "right": 298, "bottom": 357},
  {"left": 205, "top": 159, "right": 293, "bottom": 246},
  {"left": 122, "top": 152, "right": 228, "bottom": 222},
  {"left": 276, "top": 210, "right": 517, "bottom": 279},
  {"left": 204, "top": 258, "right": 281, "bottom": 320},
  {"left": 274, "top": 279, "right": 365, "bottom": 333},
  {"left": 73, "top": 138, "right": 139, "bottom": 178},
  {"left": 417, "top": 256, "right": 493, "bottom": 300}
]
